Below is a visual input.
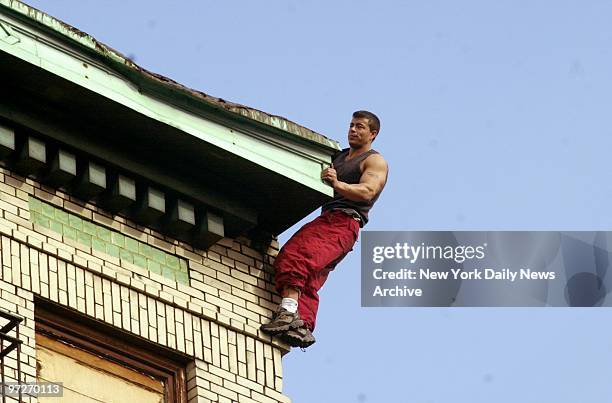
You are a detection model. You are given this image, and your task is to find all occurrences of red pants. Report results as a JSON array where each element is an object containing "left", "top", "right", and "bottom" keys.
[{"left": 274, "top": 210, "right": 360, "bottom": 331}]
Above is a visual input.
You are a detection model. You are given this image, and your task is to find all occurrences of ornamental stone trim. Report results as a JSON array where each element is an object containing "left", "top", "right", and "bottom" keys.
[{"left": 28, "top": 196, "right": 189, "bottom": 284}]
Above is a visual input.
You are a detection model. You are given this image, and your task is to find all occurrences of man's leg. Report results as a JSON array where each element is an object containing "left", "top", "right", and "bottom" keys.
[{"left": 261, "top": 211, "right": 359, "bottom": 346}]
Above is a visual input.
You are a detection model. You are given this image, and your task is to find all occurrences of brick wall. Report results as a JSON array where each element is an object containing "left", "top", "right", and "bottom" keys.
[{"left": 0, "top": 164, "right": 291, "bottom": 403}]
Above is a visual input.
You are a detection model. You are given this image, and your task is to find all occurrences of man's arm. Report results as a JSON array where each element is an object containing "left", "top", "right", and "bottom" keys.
[{"left": 321, "top": 154, "right": 388, "bottom": 203}]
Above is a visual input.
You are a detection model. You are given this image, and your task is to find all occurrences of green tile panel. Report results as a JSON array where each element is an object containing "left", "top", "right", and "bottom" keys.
[{"left": 28, "top": 197, "right": 189, "bottom": 284}]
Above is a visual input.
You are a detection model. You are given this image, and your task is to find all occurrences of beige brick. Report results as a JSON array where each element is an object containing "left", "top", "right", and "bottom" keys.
[
  {"left": 167, "top": 333, "right": 177, "bottom": 350},
  {"left": 160, "top": 285, "right": 184, "bottom": 299},
  {"left": 93, "top": 212, "right": 121, "bottom": 231},
  {"left": 193, "top": 330, "right": 203, "bottom": 360},
  {"left": 86, "top": 284, "right": 96, "bottom": 314},
  {"left": 158, "top": 313, "right": 167, "bottom": 346},
  {"left": 128, "top": 289, "right": 139, "bottom": 319},
  {"left": 121, "top": 300, "right": 131, "bottom": 330},
  {"left": 110, "top": 311, "right": 120, "bottom": 327},
  {"left": 211, "top": 335, "right": 221, "bottom": 368},
  {"left": 246, "top": 350, "right": 256, "bottom": 381},
  {"left": 116, "top": 261, "right": 144, "bottom": 278},
  {"left": 236, "top": 374, "right": 264, "bottom": 394},
  {"left": 8, "top": 250, "right": 22, "bottom": 285},
  {"left": 205, "top": 294, "right": 234, "bottom": 311},
  {"left": 231, "top": 287, "right": 258, "bottom": 304},
  {"left": 238, "top": 396, "right": 261, "bottom": 403},
  {"left": 206, "top": 250, "right": 222, "bottom": 262},
  {"left": 217, "top": 309, "right": 246, "bottom": 326},
  {"left": 0, "top": 280, "right": 16, "bottom": 294},
  {"left": 1, "top": 290, "right": 19, "bottom": 304},
  {"left": 220, "top": 354, "right": 230, "bottom": 371},
  {"left": 121, "top": 224, "right": 147, "bottom": 241},
  {"left": 201, "top": 319, "right": 212, "bottom": 349},
  {"left": 233, "top": 305, "right": 259, "bottom": 323},
  {"left": 1, "top": 192, "right": 28, "bottom": 210},
  {"left": 176, "top": 247, "right": 202, "bottom": 263},
  {"left": 1, "top": 236, "right": 11, "bottom": 265},
  {"left": 130, "top": 277, "right": 146, "bottom": 293},
  {"left": 148, "top": 270, "right": 177, "bottom": 288},
  {"left": 144, "top": 282, "right": 161, "bottom": 296},
  {"left": 176, "top": 320, "right": 186, "bottom": 353},
  {"left": 103, "top": 289, "right": 112, "bottom": 322},
  {"left": 189, "top": 300, "right": 217, "bottom": 319},
  {"left": 67, "top": 277, "right": 77, "bottom": 309},
  {"left": 148, "top": 235, "right": 175, "bottom": 253},
  {"left": 220, "top": 256, "right": 235, "bottom": 268},
  {"left": 190, "top": 270, "right": 204, "bottom": 282},
  {"left": 111, "top": 282, "right": 121, "bottom": 311},
  {"left": 204, "top": 274, "right": 235, "bottom": 294},
  {"left": 263, "top": 344, "right": 272, "bottom": 360},
  {"left": 11, "top": 230, "right": 27, "bottom": 244},
  {"left": 0, "top": 181, "right": 16, "bottom": 196},
  {"left": 263, "top": 389, "right": 292, "bottom": 403},
  {"left": 243, "top": 284, "right": 271, "bottom": 300},
  {"left": 203, "top": 346, "right": 213, "bottom": 364},
  {"left": 255, "top": 341, "right": 265, "bottom": 372},
  {"left": 223, "top": 378, "right": 251, "bottom": 398},
  {"left": 240, "top": 245, "right": 263, "bottom": 260},
  {"left": 238, "top": 362, "right": 247, "bottom": 379},
  {"left": 184, "top": 311, "right": 194, "bottom": 341},
  {"left": 63, "top": 200, "right": 92, "bottom": 219},
  {"left": 231, "top": 318, "right": 246, "bottom": 333},
  {"left": 5, "top": 176, "right": 34, "bottom": 194},
  {"left": 17, "top": 208, "right": 30, "bottom": 220},
  {"left": 189, "top": 260, "right": 217, "bottom": 277},
  {"left": 36, "top": 226, "right": 62, "bottom": 243},
  {"left": 0, "top": 199, "right": 18, "bottom": 215},
  {"left": 265, "top": 358, "right": 274, "bottom": 388},
  {"left": 236, "top": 333, "right": 247, "bottom": 363},
  {"left": 218, "top": 327, "right": 229, "bottom": 357},
  {"left": 216, "top": 238, "right": 235, "bottom": 248},
  {"left": 177, "top": 282, "right": 205, "bottom": 300},
  {"left": 139, "top": 306, "right": 149, "bottom": 339},
  {"left": 24, "top": 227, "right": 46, "bottom": 244},
  {"left": 208, "top": 364, "right": 238, "bottom": 384},
  {"left": 191, "top": 279, "right": 220, "bottom": 297},
  {"left": 198, "top": 387, "right": 219, "bottom": 402},
  {"left": 256, "top": 370, "right": 265, "bottom": 388},
  {"left": 208, "top": 244, "right": 228, "bottom": 256},
  {"left": 33, "top": 188, "right": 63, "bottom": 206},
  {"left": 147, "top": 296, "right": 157, "bottom": 325},
  {"left": 250, "top": 390, "right": 280, "bottom": 403},
  {"left": 228, "top": 250, "right": 255, "bottom": 267},
  {"left": 227, "top": 342, "right": 238, "bottom": 375},
  {"left": 218, "top": 271, "right": 245, "bottom": 289},
  {"left": 158, "top": 290, "right": 174, "bottom": 303},
  {"left": 47, "top": 238, "right": 76, "bottom": 255},
  {"left": 165, "top": 304, "right": 176, "bottom": 334},
  {"left": 232, "top": 270, "right": 259, "bottom": 287},
  {"left": 0, "top": 220, "right": 16, "bottom": 236}
]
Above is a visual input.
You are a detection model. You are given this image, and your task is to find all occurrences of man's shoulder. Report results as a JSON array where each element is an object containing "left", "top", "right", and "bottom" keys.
[{"left": 364, "top": 150, "right": 388, "bottom": 166}]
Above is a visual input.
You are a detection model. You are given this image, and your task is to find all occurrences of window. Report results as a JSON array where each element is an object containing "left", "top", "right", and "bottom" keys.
[{"left": 35, "top": 300, "right": 187, "bottom": 403}]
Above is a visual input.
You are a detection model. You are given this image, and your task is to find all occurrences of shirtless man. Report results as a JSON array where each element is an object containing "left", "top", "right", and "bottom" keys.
[{"left": 260, "top": 110, "right": 389, "bottom": 348}]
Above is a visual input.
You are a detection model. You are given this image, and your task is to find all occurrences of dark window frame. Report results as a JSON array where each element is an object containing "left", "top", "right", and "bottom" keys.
[{"left": 35, "top": 299, "right": 188, "bottom": 403}]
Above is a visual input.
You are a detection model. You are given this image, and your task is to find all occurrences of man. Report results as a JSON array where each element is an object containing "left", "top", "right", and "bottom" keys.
[{"left": 260, "top": 110, "right": 388, "bottom": 348}]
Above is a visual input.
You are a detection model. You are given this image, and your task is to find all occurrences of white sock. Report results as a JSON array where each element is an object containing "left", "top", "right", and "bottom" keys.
[{"left": 281, "top": 298, "right": 298, "bottom": 313}]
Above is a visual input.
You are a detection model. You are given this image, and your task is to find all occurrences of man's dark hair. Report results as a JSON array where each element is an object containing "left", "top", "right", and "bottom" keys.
[{"left": 353, "top": 110, "right": 380, "bottom": 134}]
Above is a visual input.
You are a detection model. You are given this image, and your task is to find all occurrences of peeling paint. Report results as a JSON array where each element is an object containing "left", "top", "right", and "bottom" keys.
[{"left": 0, "top": 0, "right": 341, "bottom": 151}]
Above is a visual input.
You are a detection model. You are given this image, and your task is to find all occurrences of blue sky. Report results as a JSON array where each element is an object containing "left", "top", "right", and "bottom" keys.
[{"left": 23, "top": 1, "right": 612, "bottom": 402}]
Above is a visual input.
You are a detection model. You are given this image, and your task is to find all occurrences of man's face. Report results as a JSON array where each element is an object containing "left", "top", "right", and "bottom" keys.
[{"left": 348, "top": 117, "right": 377, "bottom": 148}]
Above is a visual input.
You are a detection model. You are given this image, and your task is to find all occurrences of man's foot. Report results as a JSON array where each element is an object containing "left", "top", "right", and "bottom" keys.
[
  {"left": 260, "top": 308, "right": 304, "bottom": 335},
  {"left": 281, "top": 326, "right": 316, "bottom": 349}
]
